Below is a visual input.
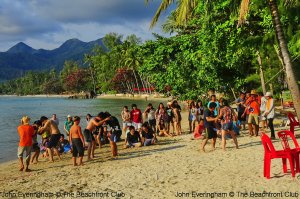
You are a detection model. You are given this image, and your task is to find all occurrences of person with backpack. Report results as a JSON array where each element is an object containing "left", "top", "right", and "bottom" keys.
[{"left": 216, "top": 99, "right": 239, "bottom": 151}]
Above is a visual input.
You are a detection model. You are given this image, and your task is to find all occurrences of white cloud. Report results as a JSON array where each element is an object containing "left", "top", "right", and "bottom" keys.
[{"left": 0, "top": 0, "right": 174, "bottom": 51}]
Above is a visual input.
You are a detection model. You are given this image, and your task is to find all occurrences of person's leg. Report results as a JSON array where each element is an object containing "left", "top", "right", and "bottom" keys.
[
  {"left": 53, "top": 148, "right": 61, "bottom": 160},
  {"left": 47, "top": 148, "right": 54, "bottom": 162},
  {"left": 229, "top": 130, "right": 239, "bottom": 149},
  {"left": 86, "top": 142, "right": 92, "bottom": 161},
  {"left": 91, "top": 140, "right": 96, "bottom": 159},
  {"left": 189, "top": 120, "right": 192, "bottom": 133},
  {"left": 18, "top": 147, "right": 25, "bottom": 171},
  {"left": 221, "top": 130, "right": 227, "bottom": 151},
  {"left": 212, "top": 138, "right": 217, "bottom": 150},
  {"left": 192, "top": 120, "right": 196, "bottom": 133},
  {"left": 268, "top": 118, "right": 275, "bottom": 138},
  {"left": 201, "top": 138, "right": 208, "bottom": 152},
  {"left": 24, "top": 146, "right": 32, "bottom": 171},
  {"left": 110, "top": 141, "right": 117, "bottom": 158}
]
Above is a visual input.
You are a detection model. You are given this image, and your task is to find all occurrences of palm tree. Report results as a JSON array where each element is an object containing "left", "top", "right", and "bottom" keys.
[
  {"left": 145, "top": 0, "right": 197, "bottom": 28},
  {"left": 238, "top": 0, "right": 300, "bottom": 120}
]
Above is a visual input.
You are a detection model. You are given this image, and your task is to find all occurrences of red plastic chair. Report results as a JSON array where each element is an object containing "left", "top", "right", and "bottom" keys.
[
  {"left": 277, "top": 130, "right": 300, "bottom": 173},
  {"left": 287, "top": 112, "right": 299, "bottom": 134},
  {"left": 260, "top": 132, "right": 295, "bottom": 179}
]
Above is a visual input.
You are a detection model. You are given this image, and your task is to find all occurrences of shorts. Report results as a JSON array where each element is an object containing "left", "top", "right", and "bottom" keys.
[
  {"left": 132, "top": 122, "right": 142, "bottom": 130},
  {"left": 205, "top": 127, "right": 217, "bottom": 139},
  {"left": 248, "top": 113, "right": 259, "bottom": 125},
  {"left": 32, "top": 143, "right": 40, "bottom": 152},
  {"left": 221, "top": 121, "right": 233, "bottom": 131},
  {"left": 122, "top": 122, "right": 132, "bottom": 129},
  {"left": 17, "top": 146, "right": 32, "bottom": 158},
  {"left": 148, "top": 119, "right": 156, "bottom": 127},
  {"left": 83, "top": 129, "right": 93, "bottom": 143},
  {"left": 108, "top": 133, "right": 117, "bottom": 143},
  {"left": 237, "top": 112, "right": 246, "bottom": 122},
  {"left": 72, "top": 138, "right": 84, "bottom": 157},
  {"left": 127, "top": 142, "right": 141, "bottom": 147},
  {"left": 46, "top": 134, "right": 61, "bottom": 148},
  {"left": 144, "top": 138, "right": 153, "bottom": 146}
]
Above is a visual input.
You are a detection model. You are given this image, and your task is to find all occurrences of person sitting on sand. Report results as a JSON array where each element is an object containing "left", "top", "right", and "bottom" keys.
[
  {"left": 17, "top": 116, "right": 35, "bottom": 172},
  {"left": 69, "top": 116, "right": 85, "bottom": 166},
  {"left": 141, "top": 123, "right": 157, "bottom": 146},
  {"left": 124, "top": 126, "right": 142, "bottom": 148},
  {"left": 84, "top": 113, "right": 111, "bottom": 161},
  {"left": 31, "top": 120, "right": 42, "bottom": 164},
  {"left": 158, "top": 119, "right": 172, "bottom": 137},
  {"left": 38, "top": 116, "right": 62, "bottom": 162},
  {"left": 57, "top": 134, "right": 71, "bottom": 154},
  {"left": 201, "top": 103, "right": 218, "bottom": 152},
  {"left": 216, "top": 100, "right": 239, "bottom": 151},
  {"left": 193, "top": 119, "right": 205, "bottom": 140}
]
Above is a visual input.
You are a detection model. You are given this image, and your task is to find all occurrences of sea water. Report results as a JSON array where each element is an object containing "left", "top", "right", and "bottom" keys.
[{"left": 0, "top": 96, "right": 162, "bottom": 163}]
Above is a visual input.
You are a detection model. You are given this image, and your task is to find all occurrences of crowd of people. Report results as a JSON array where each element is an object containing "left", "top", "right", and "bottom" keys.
[{"left": 17, "top": 91, "right": 275, "bottom": 171}]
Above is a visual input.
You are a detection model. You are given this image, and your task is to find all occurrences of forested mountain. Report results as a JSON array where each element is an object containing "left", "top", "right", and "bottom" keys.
[{"left": 0, "top": 38, "right": 105, "bottom": 81}]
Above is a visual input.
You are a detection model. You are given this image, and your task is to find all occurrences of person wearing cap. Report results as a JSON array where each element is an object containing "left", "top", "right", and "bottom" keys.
[
  {"left": 263, "top": 92, "right": 275, "bottom": 139},
  {"left": 64, "top": 115, "right": 73, "bottom": 139},
  {"left": 17, "top": 116, "right": 35, "bottom": 172},
  {"left": 242, "top": 90, "right": 260, "bottom": 136}
]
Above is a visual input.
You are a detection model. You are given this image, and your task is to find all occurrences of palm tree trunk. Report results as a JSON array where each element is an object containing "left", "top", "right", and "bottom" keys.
[
  {"left": 257, "top": 51, "right": 266, "bottom": 95},
  {"left": 132, "top": 69, "right": 140, "bottom": 94},
  {"left": 268, "top": 0, "right": 300, "bottom": 119}
]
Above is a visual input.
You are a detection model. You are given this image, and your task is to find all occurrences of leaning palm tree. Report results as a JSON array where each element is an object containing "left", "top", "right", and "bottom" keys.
[{"left": 238, "top": 0, "right": 300, "bottom": 120}]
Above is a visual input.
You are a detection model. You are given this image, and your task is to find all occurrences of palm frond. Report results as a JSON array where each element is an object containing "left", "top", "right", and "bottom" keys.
[
  {"left": 238, "top": 0, "right": 251, "bottom": 26},
  {"left": 150, "top": 0, "right": 175, "bottom": 29}
]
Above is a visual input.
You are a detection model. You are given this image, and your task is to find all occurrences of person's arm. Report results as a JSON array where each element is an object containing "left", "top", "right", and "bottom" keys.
[
  {"left": 63, "top": 122, "right": 68, "bottom": 133},
  {"left": 78, "top": 127, "right": 85, "bottom": 144},
  {"left": 93, "top": 117, "right": 110, "bottom": 127},
  {"left": 69, "top": 129, "right": 72, "bottom": 143},
  {"left": 121, "top": 111, "right": 125, "bottom": 121},
  {"left": 38, "top": 120, "right": 50, "bottom": 133},
  {"left": 139, "top": 110, "right": 143, "bottom": 122}
]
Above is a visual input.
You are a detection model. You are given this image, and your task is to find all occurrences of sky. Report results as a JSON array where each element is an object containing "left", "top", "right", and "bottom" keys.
[{"left": 0, "top": 0, "right": 173, "bottom": 52}]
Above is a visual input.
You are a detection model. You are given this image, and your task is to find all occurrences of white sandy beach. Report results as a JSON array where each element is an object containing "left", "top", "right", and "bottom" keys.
[{"left": 0, "top": 111, "right": 300, "bottom": 199}]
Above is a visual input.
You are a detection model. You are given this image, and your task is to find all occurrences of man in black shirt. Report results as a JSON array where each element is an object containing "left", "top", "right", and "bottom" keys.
[
  {"left": 201, "top": 102, "right": 218, "bottom": 152},
  {"left": 124, "top": 126, "right": 142, "bottom": 148}
]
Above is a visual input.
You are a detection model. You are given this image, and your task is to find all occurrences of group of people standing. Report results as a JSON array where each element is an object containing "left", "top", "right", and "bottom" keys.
[{"left": 235, "top": 90, "right": 275, "bottom": 139}]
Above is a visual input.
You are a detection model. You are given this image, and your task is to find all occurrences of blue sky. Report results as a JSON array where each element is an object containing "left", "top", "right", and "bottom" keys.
[{"left": 0, "top": 0, "right": 173, "bottom": 51}]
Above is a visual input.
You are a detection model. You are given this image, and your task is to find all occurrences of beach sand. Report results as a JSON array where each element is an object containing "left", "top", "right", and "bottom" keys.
[{"left": 1, "top": 110, "right": 300, "bottom": 199}]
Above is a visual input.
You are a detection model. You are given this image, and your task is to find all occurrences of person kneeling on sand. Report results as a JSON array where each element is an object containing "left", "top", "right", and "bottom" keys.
[
  {"left": 69, "top": 116, "right": 85, "bottom": 166},
  {"left": 216, "top": 100, "right": 239, "bottom": 151},
  {"left": 124, "top": 126, "right": 142, "bottom": 148},
  {"left": 17, "top": 116, "right": 35, "bottom": 172},
  {"left": 141, "top": 123, "right": 157, "bottom": 146},
  {"left": 39, "top": 116, "right": 62, "bottom": 162}
]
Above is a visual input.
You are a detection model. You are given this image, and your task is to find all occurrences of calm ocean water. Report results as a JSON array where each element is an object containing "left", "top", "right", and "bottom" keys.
[{"left": 0, "top": 96, "right": 163, "bottom": 163}]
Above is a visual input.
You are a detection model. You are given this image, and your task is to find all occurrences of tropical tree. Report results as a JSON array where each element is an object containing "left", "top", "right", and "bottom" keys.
[{"left": 238, "top": 0, "right": 300, "bottom": 120}]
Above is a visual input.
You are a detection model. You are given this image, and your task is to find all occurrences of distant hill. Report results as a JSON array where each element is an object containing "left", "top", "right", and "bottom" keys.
[{"left": 0, "top": 38, "right": 105, "bottom": 81}]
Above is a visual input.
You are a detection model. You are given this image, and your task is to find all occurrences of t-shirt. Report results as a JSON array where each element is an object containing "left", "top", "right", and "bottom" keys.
[
  {"left": 64, "top": 120, "right": 73, "bottom": 133},
  {"left": 126, "top": 131, "right": 141, "bottom": 143},
  {"left": 131, "top": 109, "right": 142, "bottom": 123},
  {"left": 203, "top": 109, "right": 215, "bottom": 128},
  {"left": 235, "top": 98, "right": 245, "bottom": 113},
  {"left": 246, "top": 97, "right": 260, "bottom": 115},
  {"left": 148, "top": 108, "right": 156, "bottom": 120},
  {"left": 18, "top": 125, "right": 34, "bottom": 147},
  {"left": 142, "top": 129, "right": 154, "bottom": 139}
]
